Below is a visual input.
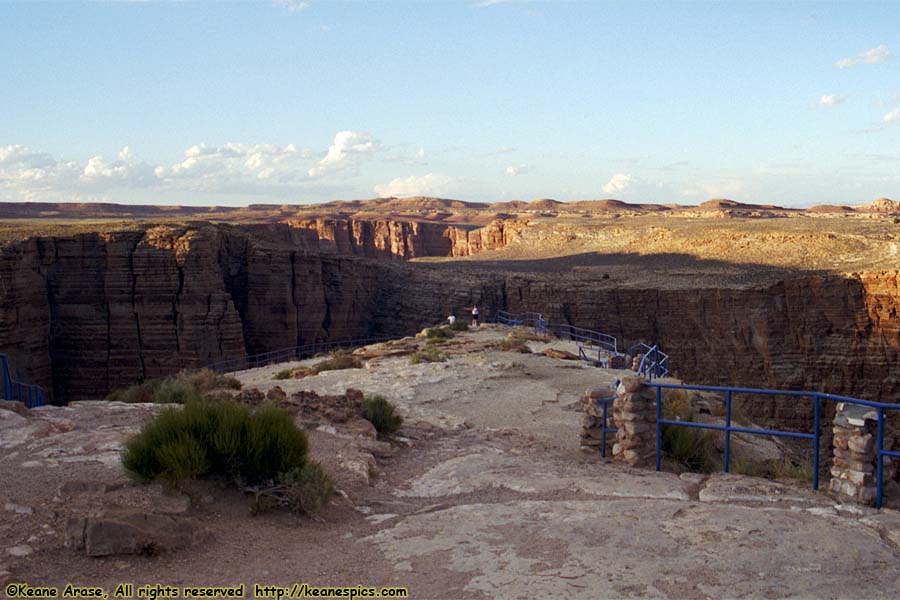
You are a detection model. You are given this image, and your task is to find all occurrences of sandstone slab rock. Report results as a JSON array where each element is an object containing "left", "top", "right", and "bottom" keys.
[{"left": 66, "top": 513, "right": 201, "bottom": 557}]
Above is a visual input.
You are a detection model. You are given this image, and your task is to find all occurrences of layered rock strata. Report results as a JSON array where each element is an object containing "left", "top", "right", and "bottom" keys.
[{"left": 0, "top": 222, "right": 898, "bottom": 412}]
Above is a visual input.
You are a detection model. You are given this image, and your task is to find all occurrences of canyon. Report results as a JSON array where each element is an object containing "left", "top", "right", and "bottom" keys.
[{"left": 0, "top": 198, "right": 898, "bottom": 409}]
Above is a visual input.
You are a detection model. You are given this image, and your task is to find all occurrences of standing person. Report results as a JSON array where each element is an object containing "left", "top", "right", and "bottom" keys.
[{"left": 464, "top": 305, "right": 480, "bottom": 327}]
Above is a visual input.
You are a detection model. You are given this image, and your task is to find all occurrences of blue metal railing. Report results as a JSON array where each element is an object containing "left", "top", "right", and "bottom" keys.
[
  {"left": 630, "top": 342, "right": 670, "bottom": 379},
  {"left": 648, "top": 382, "right": 900, "bottom": 509},
  {"left": 203, "top": 336, "right": 396, "bottom": 374},
  {"left": 494, "top": 310, "right": 671, "bottom": 377},
  {"left": 0, "top": 353, "right": 47, "bottom": 408}
]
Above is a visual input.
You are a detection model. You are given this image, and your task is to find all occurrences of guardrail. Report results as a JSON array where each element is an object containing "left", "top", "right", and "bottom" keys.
[
  {"left": 494, "top": 310, "right": 671, "bottom": 377},
  {"left": 648, "top": 381, "right": 900, "bottom": 509},
  {"left": 204, "top": 336, "right": 396, "bottom": 374},
  {"left": 1, "top": 353, "right": 47, "bottom": 408},
  {"left": 630, "top": 343, "right": 670, "bottom": 379}
]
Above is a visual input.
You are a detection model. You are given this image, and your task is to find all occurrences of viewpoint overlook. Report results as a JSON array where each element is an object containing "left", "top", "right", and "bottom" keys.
[{"left": 1, "top": 196, "right": 899, "bottom": 596}]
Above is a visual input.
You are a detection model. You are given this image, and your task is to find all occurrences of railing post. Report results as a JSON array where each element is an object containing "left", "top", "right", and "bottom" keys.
[
  {"left": 655, "top": 385, "right": 662, "bottom": 471},
  {"left": 877, "top": 408, "right": 885, "bottom": 509},
  {"left": 601, "top": 398, "right": 609, "bottom": 458},
  {"left": 0, "top": 354, "right": 11, "bottom": 400},
  {"left": 813, "top": 394, "right": 821, "bottom": 490},
  {"left": 724, "top": 390, "right": 733, "bottom": 473}
]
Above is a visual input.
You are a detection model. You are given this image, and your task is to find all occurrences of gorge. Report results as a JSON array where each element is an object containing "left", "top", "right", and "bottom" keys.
[{"left": 0, "top": 210, "right": 898, "bottom": 411}]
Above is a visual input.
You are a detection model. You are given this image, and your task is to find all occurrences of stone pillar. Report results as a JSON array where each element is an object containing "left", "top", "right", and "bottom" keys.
[
  {"left": 611, "top": 377, "right": 657, "bottom": 467},
  {"left": 579, "top": 387, "right": 616, "bottom": 456},
  {"left": 829, "top": 402, "right": 878, "bottom": 504}
]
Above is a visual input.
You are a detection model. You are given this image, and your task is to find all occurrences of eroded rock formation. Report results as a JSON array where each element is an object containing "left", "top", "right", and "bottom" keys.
[{"left": 0, "top": 221, "right": 898, "bottom": 410}]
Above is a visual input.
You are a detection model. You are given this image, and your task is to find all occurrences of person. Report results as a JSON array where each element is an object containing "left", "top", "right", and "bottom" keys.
[
  {"left": 464, "top": 305, "right": 479, "bottom": 327},
  {"left": 447, "top": 314, "right": 456, "bottom": 325}
]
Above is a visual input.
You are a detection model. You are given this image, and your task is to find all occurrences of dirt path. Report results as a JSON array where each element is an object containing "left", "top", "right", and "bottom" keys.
[{"left": 3, "top": 327, "right": 900, "bottom": 598}]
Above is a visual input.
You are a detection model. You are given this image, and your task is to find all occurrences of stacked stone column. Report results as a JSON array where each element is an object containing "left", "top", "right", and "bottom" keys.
[
  {"left": 579, "top": 387, "right": 616, "bottom": 455},
  {"left": 829, "top": 402, "right": 879, "bottom": 504},
  {"left": 611, "top": 377, "right": 657, "bottom": 467}
]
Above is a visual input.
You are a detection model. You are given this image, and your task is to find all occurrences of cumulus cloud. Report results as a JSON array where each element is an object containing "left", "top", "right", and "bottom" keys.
[
  {"left": 0, "top": 137, "right": 358, "bottom": 201},
  {"left": 308, "top": 131, "right": 379, "bottom": 177},
  {"left": 834, "top": 44, "right": 891, "bottom": 69},
  {"left": 884, "top": 108, "right": 900, "bottom": 123},
  {"left": 374, "top": 173, "right": 452, "bottom": 198},
  {"left": 601, "top": 173, "right": 634, "bottom": 194},
  {"left": 273, "top": 0, "right": 309, "bottom": 13},
  {"left": 504, "top": 164, "right": 531, "bottom": 176},
  {"left": 812, "top": 94, "right": 847, "bottom": 108}
]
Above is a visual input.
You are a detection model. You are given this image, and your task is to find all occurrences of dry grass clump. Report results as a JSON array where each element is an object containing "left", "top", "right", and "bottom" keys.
[
  {"left": 731, "top": 451, "right": 814, "bottom": 482},
  {"left": 500, "top": 333, "right": 531, "bottom": 353},
  {"left": 106, "top": 369, "right": 241, "bottom": 404},
  {"left": 410, "top": 346, "right": 446, "bottom": 364},
  {"left": 272, "top": 350, "right": 363, "bottom": 380}
]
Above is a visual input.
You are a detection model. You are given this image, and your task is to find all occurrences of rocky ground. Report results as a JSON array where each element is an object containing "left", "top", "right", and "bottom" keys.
[{"left": 2, "top": 326, "right": 900, "bottom": 598}]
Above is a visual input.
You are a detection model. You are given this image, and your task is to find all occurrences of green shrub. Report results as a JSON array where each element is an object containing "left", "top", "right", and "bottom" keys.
[
  {"left": 178, "top": 369, "right": 242, "bottom": 393},
  {"left": 425, "top": 326, "right": 454, "bottom": 341},
  {"left": 447, "top": 320, "right": 469, "bottom": 332},
  {"left": 659, "top": 390, "right": 716, "bottom": 472},
  {"left": 661, "top": 423, "right": 716, "bottom": 473},
  {"left": 105, "top": 379, "right": 162, "bottom": 403},
  {"left": 363, "top": 395, "right": 403, "bottom": 435},
  {"left": 313, "top": 351, "right": 362, "bottom": 372},
  {"left": 122, "top": 399, "right": 308, "bottom": 486},
  {"left": 500, "top": 334, "right": 531, "bottom": 353},
  {"left": 153, "top": 379, "right": 203, "bottom": 405},
  {"left": 279, "top": 463, "right": 334, "bottom": 515},
  {"left": 106, "top": 368, "right": 241, "bottom": 404},
  {"left": 410, "top": 347, "right": 446, "bottom": 364},
  {"left": 273, "top": 368, "right": 294, "bottom": 381}
]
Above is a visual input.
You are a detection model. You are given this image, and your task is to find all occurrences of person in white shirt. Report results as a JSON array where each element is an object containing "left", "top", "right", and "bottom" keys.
[
  {"left": 447, "top": 315, "right": 456, "bottom": 325},
  {"left": 464, "top": 305, "right": 480, "bottom": 327}
]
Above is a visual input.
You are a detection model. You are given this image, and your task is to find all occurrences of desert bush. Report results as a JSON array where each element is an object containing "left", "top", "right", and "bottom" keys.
[
  {"left": 661, "top": 423, "right": 716, "bottom": 473},
  {"left": 105, "top": 379, "right": 162, "bottom": 403},
  {"left": 178, "top": 369, "right": 242, "bottom": 393},
  {"left": 730, "top": 451, "right": 814, "bottom": 482},
  {"left": 410, "top": 347, "right": 446, "bottom": 364},
  {"left": 500, "top": 334, "right": 531, "bottom": 353},
  {"left": 251, "top": 462, "right": 334, "bottom": 516},
  {"left": 273, "top": 368, "right": 294, "bottom": 380},
  {"left": 363, "top": 395, "right": 403, "bottom": 435},
  {"left": 447, "top": 320, "right": 469, "bottom": 332},
  {"left": 894, "top": 216, "right": 900, "bottom": 224},
  {"left": 311, "top": 351, "right": 362, "bottom": 373},
  {"left": 425, "top": 326, "right": 454, "bottom": 341},
  {"left": 106, "top": 368, "right": 241, "bottom": 404},
  {"left": 153, "top": 379, "right": 204, "bottom": 405},
  {"left": 659, "top": 390, "right": 716, "bottom": 472},
  {"left": 122, "top": 400, "right": 308, "bottom": 486}
]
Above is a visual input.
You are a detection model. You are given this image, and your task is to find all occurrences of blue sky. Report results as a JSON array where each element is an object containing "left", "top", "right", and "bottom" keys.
[{"left": 2, "top": 0, "right": 899, "bottom": 207}]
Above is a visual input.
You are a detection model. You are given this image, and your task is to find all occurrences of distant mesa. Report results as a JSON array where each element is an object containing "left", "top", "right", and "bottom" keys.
[
  {"left": 697, "top": 198, "right": 788, "bottom": 211},
  {"left": 863, "top": 197, "right": 900, "bottom": 214}
]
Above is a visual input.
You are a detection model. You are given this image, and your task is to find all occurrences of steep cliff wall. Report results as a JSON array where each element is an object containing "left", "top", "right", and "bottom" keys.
[
  {"left": 284, "top": 218, "right": 523, "bottom": 259},
  {"left": 1, "top": 223, "right": 897, "bottom": 410}
]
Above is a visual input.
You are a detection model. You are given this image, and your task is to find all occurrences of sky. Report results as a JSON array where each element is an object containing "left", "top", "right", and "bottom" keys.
[{"left": 2, "top": 0, "right": 900, "bottom": 207}]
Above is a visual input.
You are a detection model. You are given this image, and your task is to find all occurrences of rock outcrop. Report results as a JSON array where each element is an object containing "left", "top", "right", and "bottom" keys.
[{"left": 1, "top": 222, "right": 898, "bottom": 413}]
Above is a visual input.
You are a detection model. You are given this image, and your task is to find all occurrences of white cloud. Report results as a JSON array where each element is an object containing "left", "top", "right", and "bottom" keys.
[
  {"left": 884, "top": 108, "right": 900, "bottom": 123},
  {"left": 812, "top": 94, "right": 847, "bottom": 108},
  {"left": 601, "top": 173, "right": 634, "bottom": 194},
  {"left": 273, "top": 0, "right": 309, "bottom": 13},
  {"left": 505, "top": 164, "right": 531, "bottom": 176},
  {"left": 834, "top": 44, "right": 891, "bottom": 69},
  {"left": 476, "top": 0, "right": 513, "bottom": 7},
  {"left": 155, "top": 142, "right": 315, "bottom": 188},
  {"left": 374, "top": 173, "right": 452, "bottom": 198},
  {"left": 308, "top": 131, "right": 379, "bottom": 177}
]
